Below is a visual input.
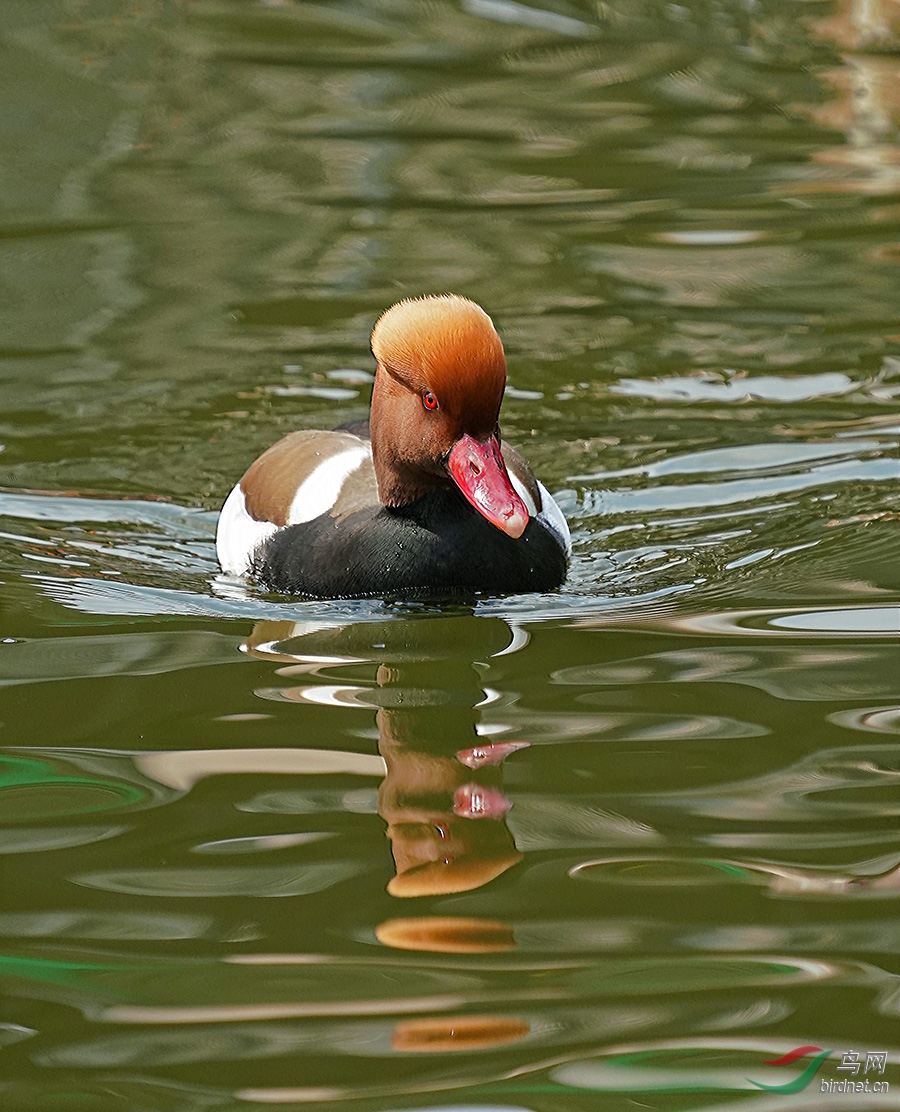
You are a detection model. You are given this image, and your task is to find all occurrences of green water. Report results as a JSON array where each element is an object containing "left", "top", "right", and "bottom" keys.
[{"left": 1, "top": 1, "right": 898, "bottom": 1110}]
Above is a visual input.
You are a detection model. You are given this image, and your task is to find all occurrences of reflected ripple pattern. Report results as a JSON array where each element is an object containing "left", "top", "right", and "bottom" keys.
[{"left": 0, "top": 0, "right": 899, "bottom": 1109}]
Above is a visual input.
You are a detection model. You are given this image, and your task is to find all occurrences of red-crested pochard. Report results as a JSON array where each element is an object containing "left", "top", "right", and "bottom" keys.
[{"left": 216, "top": 295, "right": 570, "bottom": 597}]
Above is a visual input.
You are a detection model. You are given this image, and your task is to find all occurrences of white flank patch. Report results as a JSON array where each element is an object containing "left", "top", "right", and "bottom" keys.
[
  {"left": 216, "top": 443, "right": 373, "bottom": 577},
  {"left": 537, "top": 481, "right": 572, "bottom": 556},
  {"left": 215, "top": 484, "right": 278, "bottom": 576},
  {"left": 508, "top": 471, "right": 571, "bottom": 556},
  {"left": 508, "top": 470, "right": 539, "bottom": 518},
  {"left": 287, "top": 444, "right": 371, "bottom": 524}
]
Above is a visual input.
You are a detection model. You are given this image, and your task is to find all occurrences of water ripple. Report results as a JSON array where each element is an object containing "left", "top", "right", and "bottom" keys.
[{"left": 553, "top": 645, "right": 897, "bottom": 700}]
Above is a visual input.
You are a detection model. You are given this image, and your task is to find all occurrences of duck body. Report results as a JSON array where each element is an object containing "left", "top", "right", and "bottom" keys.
[{"left": 216, "top": 296, "right": 570, "bottom": 599}]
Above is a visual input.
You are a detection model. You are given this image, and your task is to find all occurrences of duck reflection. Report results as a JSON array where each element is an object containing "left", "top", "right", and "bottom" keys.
[
  {"left": 242, "top": 616, "right": 526, "bottom": 901},
  {"left": 375, "top": 659, "right": 523, "bottom": 898}
]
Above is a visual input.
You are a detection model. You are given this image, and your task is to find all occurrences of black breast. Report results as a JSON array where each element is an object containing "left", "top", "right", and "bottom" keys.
[{"left": 251, "top": 489, "right": 567, "bottom": 599}]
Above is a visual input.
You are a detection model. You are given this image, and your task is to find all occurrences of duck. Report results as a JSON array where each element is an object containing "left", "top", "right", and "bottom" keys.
[{"left": 216, "top": 294, "right": 570, "bottom": 598}]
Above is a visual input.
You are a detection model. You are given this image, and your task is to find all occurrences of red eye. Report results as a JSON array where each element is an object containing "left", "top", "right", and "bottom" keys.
[{"left": 422, "top": 391, "right": 438, "bottom": 411}]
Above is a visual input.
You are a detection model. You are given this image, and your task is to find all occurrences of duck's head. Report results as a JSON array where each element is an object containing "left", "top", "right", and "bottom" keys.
[{"left": 369, "top": 295, "right": 529, "bottom": 539}]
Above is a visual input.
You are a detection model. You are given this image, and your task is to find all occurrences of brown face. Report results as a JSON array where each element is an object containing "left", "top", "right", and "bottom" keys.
[
  {"left": 369, "top": 295, "right": 529, "bottom": 537},
  {"left": 371, "top": 365, "right": 485, "bottom": 484}
]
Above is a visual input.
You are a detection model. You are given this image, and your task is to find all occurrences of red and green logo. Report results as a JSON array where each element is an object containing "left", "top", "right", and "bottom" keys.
[{"left": 748, "top": 1046, "right": 832, "bottom": 1093}]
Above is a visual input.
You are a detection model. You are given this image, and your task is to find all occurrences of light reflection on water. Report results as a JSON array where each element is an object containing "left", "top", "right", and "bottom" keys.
[
  {"left": 1, "top": 0, "right": 899, "bottom": 1108},
  {"left": 2, "top": 597, "right": 898, "bottom": 1105},
  {"left": 1, "top": 498, "right": 898, "bottom": 1108}
]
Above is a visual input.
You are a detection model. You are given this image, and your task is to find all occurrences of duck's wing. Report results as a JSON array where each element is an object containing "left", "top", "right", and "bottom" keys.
[
  {"left": 216, "top": 429, "right": 376, "bottom": 576},
  {"left": 334, "top": 417, "right": 371, "bottom": 439}
]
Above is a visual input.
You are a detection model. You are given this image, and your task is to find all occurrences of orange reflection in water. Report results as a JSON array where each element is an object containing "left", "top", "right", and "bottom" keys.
[
  {"left": 376, "top": 916, "right": 516, "bottom": 954},
  {"left": 796, "top": 0, "right": 900, "bottom": 199},
  {"left": 243, "top": 619, "right": 529, "bottom": 899},
  {"left": 391, "top": 1014, "right": 531, "bottom": 1053}
]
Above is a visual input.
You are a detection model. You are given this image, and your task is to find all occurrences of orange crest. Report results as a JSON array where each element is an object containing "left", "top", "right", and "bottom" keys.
[{"left": 371, "top": 295, "right": 507, "bottom": 432}]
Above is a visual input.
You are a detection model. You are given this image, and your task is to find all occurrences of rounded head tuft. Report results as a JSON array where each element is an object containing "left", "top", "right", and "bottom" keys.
[{"left": 371, "top": 295, "right": 506, "bottom": 429}]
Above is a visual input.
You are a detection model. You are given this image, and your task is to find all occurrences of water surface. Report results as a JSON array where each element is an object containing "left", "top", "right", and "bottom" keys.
[{"left": 1, "top": 1, "right": 898, "bottom": 1110}]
